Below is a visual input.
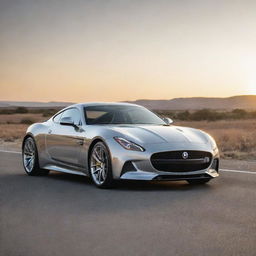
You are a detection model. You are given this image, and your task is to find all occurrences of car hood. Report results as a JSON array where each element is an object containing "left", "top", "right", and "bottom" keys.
[{"left": 110, "top": 125, "right": 210, "bottom": 145}]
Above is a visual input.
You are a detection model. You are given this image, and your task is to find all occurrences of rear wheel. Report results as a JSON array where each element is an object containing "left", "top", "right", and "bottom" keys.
[
  {"left": 187, "top": 178, "right": 211, "bottom": 185},
  {"left": 89, "top": 142, "right": 114, "bottom": 188},
  {"left": 22, "top": 137, "right": 49, "bottom": 176}
]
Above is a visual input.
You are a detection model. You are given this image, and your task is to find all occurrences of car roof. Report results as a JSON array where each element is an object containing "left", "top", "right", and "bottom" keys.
[{"left": 69, "top": 102, "right": 142, "bottom": 108}]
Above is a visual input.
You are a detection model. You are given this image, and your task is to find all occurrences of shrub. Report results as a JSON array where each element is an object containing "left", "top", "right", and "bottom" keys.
[
  {"left": 20, "top": 118, "right": 34, "bottom": 124},
  {"left": 190, "top": 109, "right": 217, "bottom": 121},
  {"left": 0, "top": 109, "right": 15, "bottom": 114},
  {"left": 231, "top": 109, "right": 247, "bottom": 119},
  {"left": 176, "top": 111, "right": 191, "bottom": 121},
  {"left": 42, "top": 109, "right": 56, "bottom": 117},
  {"left": 15, "top": 107, "right": 28, "bottom": 113}
]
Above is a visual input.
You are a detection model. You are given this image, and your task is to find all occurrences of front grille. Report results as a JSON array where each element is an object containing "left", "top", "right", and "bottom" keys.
[{"left": 151, "top": 150, "right": 212, "bottom": 172}]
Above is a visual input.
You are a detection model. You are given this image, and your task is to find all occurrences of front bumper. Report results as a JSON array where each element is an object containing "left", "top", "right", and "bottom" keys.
[
  {"left": 106, "top": 138, "right": 220, "bottom": 181},
  {"left": 119, "top": 159, "right": 219, "bottom": 181}
]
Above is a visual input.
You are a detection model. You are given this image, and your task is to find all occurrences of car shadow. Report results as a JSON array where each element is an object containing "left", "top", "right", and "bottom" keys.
[
  {"left": 117, "top": 180, "right": 211, "bottom": 191},
  {"left": 45, "top": 171, "right": 212, "bottom": 191}
]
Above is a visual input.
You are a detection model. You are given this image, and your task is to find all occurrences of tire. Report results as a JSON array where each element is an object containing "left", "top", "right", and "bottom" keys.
[
  {"left": 187, "top": 178, "right": 211, "bottom": 185},
  {"left": 22, "top": 137, "right": 49, "bottom": 176},
  {"left": 89, "top": 141, "right": 114, "bottom": 188}
]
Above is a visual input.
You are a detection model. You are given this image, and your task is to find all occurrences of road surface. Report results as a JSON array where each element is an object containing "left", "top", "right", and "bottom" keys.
[{"left": 0, "top": 151, "right": 255, "bottom": 256}]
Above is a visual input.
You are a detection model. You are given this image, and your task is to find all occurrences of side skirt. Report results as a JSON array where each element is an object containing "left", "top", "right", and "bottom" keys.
[{"left": 43, "top": 165, "right": 88, "bottom": 176}]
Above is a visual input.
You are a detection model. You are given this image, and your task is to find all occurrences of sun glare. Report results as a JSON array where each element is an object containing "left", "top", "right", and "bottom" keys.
[
  {"left": 246, "top": 78, "right": 256, "bottom": 95},
  {"left": 242, "top": 56, "right": 256, "bottom": 95}
]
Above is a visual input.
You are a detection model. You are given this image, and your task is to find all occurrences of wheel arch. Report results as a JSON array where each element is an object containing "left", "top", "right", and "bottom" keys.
[
  {"left": 22, "top": 133, "right": 35, "bottom": 149},
  {"left": 87, "top": 138, "right": 104, "bottom": 168},
  {"left": 87, "top": 137, "right": 112, "bottom": 170}
]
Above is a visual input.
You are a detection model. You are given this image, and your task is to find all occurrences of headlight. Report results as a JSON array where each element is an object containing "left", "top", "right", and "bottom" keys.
[{"left": 114, "top": 137, "right": 145, "bottom": 152}]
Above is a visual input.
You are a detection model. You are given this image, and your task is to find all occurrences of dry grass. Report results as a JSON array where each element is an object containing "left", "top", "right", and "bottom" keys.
[
  {"left": 0, "top": 113, "right": 45, "bottom": 124},
  {"left": 0, "top": 114, "right": 255, "bottom": 160},
  {"left": 176, "top": 120, "right": 256, "bottom": 160},
  {"left": 0, "top": 124, "right": 28, "bottom": 142},
  {"left": 0, "top": 113, "right": 46, "bottom": 142}
]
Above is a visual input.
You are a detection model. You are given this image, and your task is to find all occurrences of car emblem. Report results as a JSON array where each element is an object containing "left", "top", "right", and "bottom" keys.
[
  {"left": 182, "top": 152, "right": 189, "bottom": 159},
  {"left": 204, "top": 157, "right": 210, "bottom": 163}
]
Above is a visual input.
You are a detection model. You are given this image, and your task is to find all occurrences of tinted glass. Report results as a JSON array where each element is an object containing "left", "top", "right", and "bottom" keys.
[
  {"left": 53, "top": 112, "right": 63, "bottom": 123},
  {"left": 84, "top": 105, "right": 165, "bottom": 125},
  {"left": 60, "top": 108, "right": 81, "bottom": 125}
]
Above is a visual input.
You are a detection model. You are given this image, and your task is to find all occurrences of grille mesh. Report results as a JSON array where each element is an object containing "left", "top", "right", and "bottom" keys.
[{"left": 151, "top": 151, "right": 212, "bottom": 172}]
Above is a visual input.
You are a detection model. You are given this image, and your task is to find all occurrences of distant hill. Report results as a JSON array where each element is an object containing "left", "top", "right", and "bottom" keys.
[
  {"left": 0, "top": 101, "right": 74, "bottom": 108},
  {"left": 2, "top": 95, "right": 256, "bottom": 110},
  {"left": 126, "top": 95, "right": 256, "bottom": 110}
]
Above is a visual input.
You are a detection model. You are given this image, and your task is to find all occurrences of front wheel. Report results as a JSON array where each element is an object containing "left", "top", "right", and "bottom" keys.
[
  {"left": 22, "top": 137, "right": 49, "bottom": 176},
  {"left": 187, "top": 178, "right": 211, "bottom": 185},
  {"left": 89, "top": 142, "right": 114, "bottom": 188}
]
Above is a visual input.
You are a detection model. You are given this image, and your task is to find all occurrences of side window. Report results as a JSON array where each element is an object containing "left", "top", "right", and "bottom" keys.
[
  {"left": 60, "top": 108, "right": 81, "bottom": 126},
  {"left": 53, "top": 112, "right": 63, "bottom": 123}
]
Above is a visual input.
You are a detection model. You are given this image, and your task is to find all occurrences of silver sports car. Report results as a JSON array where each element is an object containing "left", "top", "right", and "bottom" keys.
[{"left": 22, "top": 103, "right": 219, "bottom": 188}]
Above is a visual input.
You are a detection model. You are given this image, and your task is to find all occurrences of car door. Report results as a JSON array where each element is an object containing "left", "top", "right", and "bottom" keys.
[{"left": 46, "top": 108, "right": 84, "bottom": 168}]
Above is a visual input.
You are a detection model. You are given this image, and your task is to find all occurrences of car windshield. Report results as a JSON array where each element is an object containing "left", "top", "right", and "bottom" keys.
[{"left": 84, "top": 105, "right": 166, "bottom": 125}]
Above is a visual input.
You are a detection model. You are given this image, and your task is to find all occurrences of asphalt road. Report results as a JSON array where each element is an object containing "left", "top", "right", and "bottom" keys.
[{"left": 0, "top": 152, "right": 256, "bottom": 256}]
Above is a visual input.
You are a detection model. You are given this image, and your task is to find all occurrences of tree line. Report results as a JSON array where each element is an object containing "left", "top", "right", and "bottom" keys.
[
  {"left": 1, "top": 106, "right": 256, "bottom": 121},
  {"left": 156, "top": 109, "right": 256, "bottom": 121}
]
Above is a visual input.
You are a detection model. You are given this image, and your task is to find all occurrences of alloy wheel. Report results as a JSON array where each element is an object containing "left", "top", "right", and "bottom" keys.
[
  {"left": 90, "top": 144, "right": 108, "bottom": 185},
  {"left": 23, "top": 138, "right": 36, "bottom": 173}
]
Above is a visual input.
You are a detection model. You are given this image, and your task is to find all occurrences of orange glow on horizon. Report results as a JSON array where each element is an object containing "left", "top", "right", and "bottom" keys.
[{"left": 1, "top": 0, "right": 256, "bottom": 102}]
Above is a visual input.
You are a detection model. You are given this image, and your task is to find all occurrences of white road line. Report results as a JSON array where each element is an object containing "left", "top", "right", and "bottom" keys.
[
  {"left": 219, "top": 169, "right": 256, "bottom": 175},
  {"left": 0, "top": 150, "right": 21, "bottom": 154},
  {"left": 0, "top": 150, "right": 255, "bottom": 174}
]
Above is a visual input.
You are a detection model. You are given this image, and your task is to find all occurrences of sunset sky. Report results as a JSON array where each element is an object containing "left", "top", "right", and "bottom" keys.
[{"left": 1, "top": 0, "right": 256, "bottom": 102}]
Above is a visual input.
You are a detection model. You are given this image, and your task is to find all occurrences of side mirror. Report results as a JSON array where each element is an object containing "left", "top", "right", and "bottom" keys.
[
  {"left": 60, "top": 117, "right": 75, "bottom": 126},
  {"left": 163, "top": 117, "right": 173, "bottom": 125}
]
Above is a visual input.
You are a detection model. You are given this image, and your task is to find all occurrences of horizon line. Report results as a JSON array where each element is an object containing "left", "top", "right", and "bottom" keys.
[{"left": 1, "top": 94, "right": 256, "bottom": 103}]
